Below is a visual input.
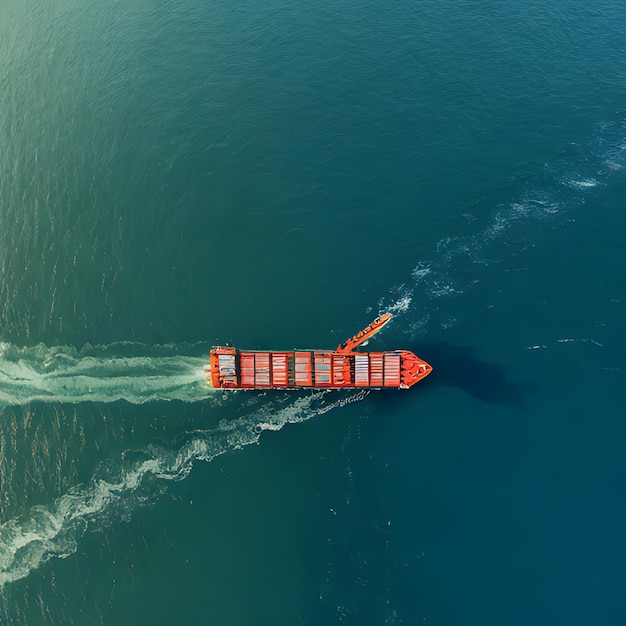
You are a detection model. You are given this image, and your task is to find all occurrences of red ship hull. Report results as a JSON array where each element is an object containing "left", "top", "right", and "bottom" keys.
[{"left": 204, "top": 315, "right": 432, "bottom": 390}]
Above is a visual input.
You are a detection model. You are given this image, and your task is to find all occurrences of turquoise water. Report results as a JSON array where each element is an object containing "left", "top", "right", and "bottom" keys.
[{"left": 1, "top": 0, "right": 626, "bottom": 623}]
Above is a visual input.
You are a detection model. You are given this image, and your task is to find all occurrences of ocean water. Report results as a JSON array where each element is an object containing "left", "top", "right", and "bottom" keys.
[{"left": 1, "top": 0, "right": 626, "bottom": 623}]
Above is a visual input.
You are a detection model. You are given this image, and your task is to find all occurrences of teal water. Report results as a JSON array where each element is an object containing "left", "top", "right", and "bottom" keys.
[{"left": 1, "top": 0, "right": 626, "bottom": 623}]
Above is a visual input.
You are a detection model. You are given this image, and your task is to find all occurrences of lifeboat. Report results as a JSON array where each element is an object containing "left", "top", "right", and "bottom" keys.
[{"left": 204, "top": 314, "right": 432, "bottom": 390}]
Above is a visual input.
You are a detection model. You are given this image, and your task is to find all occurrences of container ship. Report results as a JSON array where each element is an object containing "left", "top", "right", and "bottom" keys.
[{"left": 204, "top": 314, "right": 432, "bottom": 390}]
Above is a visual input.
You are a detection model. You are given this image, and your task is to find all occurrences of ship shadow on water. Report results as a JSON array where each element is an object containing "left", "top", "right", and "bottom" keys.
[{"left": 410, "top": 340, "right": 536, "bottom": 406}]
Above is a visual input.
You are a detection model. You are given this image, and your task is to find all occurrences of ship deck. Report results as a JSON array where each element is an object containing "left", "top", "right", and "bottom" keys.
[{"left": 205, "top": 347, "right": 431, "bottom": 390}]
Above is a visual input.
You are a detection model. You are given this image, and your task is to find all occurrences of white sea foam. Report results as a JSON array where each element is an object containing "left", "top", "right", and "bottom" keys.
[
  {"left": 596, "top": 117, "right": 626, "bottom": 171},
  {"left": 557, "top": 338, "right": 603, "bottom": 347},
  {"left": 0, "top": 343, "right": 214, "bottom": 406},
  {"left": 396, "top": 116, "right": 626, "bottom": 335},
  {"left": 386, "top": 292, "right": 413, "bottom": 315},
  {"left": 0, "top": 388, "right": 370, "bottom": 588},
  {"left": 411, "top": 262, "right": 432, "bottom": 282},
  {"left": 566, "top": 178, "right": 599, "bottom": 189}
]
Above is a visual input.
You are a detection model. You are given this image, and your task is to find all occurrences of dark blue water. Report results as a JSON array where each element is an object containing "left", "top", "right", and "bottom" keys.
[{"left": 1, "top": 1, "right": 626, "bottom": 623}]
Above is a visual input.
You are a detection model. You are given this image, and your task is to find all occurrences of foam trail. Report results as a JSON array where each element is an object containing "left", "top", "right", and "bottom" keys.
[
  {"left": 386, "top": 116, "right": 626, "bottom": 338},
  {"left": 0, "top": 389, "right": 369, "bottom": 588},
  {"left": 0, "top": 342, "right": 214, "bottom": 406}
]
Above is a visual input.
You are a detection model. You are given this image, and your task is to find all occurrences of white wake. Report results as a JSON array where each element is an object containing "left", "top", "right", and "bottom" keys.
[{"left": 0, "top": 342, "right": 213, "bottom": 406}]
